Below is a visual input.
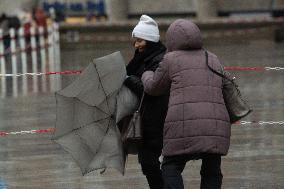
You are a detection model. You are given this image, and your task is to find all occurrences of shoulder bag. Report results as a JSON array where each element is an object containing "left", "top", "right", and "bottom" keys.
[
  {"left": 205, "top": 50, "right": 252, "bottom": 123},
  {"left": 120, "top": 93, "right": 144, "bottom": 154}
]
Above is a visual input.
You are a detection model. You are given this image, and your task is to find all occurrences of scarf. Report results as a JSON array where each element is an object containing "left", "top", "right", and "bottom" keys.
[{"left": 126, "top": 41, "right": 165, "bottom": 76}]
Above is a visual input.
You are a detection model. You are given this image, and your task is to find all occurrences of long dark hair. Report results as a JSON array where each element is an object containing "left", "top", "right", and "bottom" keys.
[{"left": 136, "top": 40, "right": 162, "bottom": 56}]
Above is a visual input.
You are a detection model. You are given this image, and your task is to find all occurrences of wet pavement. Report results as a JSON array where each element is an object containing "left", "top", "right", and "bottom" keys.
[{"left": 0, "top": 38, "right": 284, "bottom": 188}]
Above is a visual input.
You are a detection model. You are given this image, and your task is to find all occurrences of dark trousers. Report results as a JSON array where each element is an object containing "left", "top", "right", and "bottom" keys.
[
  {"left": 138, "top": 146, "right": 163, "bottom": 189},
  {"left": 161, "top": 154, "right": 223, "bottom": 189}
]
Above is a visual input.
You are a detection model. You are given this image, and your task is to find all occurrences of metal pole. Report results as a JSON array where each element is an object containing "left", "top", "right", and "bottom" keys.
[
  {"left": 18, "top": 27, "right": 28, "bottom": 95},
  {"left": 0, "top": 30, "right": 6, "bottom": 98},
  {"left": 30, "top": 27, "right": 38, "bottom": 93},
  {"left": 9, "top": 28, "right": 18, "bottom": 97},
  {"left": 53, "top": 23, "right": 61, "bottom": 91},
  {"left": 39, "top": 27, "right": 47, "bottom": 92},
  {"left": 48, "top": 25, "right": 55, "bottom": 92}
]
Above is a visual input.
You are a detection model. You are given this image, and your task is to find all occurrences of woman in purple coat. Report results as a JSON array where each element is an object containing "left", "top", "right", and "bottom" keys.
[{"left": 142, "top": 19, "right": 231, "bottom": 189}]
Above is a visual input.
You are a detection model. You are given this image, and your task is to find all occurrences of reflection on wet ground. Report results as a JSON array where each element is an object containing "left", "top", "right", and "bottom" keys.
[{"left": 0, "top": 39, "right": 283, "bottom": 188}]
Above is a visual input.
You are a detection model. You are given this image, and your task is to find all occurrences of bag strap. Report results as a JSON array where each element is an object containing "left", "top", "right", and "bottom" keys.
[
  {"left": 205, "top": 50, "right": 234, "bottom": 83},
  {"left": 137, "top": 92, "right": 145, "bottom": 112}
]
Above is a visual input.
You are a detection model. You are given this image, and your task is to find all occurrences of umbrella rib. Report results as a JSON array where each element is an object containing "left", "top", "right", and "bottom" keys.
[
  {"left": 73, "top": 96, "right": 110, "bottom": 117},
  {"left": 54, "top": 117, "right": 111, "bottom": 139},
  {"left": 91, "top": 118, "right": 112, "bottom": 155},
  {"left": 73, "top": 117, "right": 111, "bottom": 132},
  {"left": 93, "top": 63, "right": 111, "bottom": 115},
  {"left": 74, "top": 118, "right": 113, "bottom": 172}
]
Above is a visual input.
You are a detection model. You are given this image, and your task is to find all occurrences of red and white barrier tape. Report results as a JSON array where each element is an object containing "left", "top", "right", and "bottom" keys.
[
  {"left": 225, "top": 66, "right": 265, "bottom": 71},
  {"left": 264, "top": 67, "right": 284, "bottom": 71},
  {"left": 225, "top": 66, "right": 284, "bottom": 71},
  {"left": 1, "top": 66, "right": 283, "bottom": 77},
  {"left": 0, "top": 128, "right": 55, "bottom": 137},
  {"left": 1, "top": 121, "right": 284, "bottom": 137},
  {"left": 235, "top": 121, "right": 284, "bottom": 125},
  {"left": 0, "top": 70, "right": 82, "bottom": 77}
]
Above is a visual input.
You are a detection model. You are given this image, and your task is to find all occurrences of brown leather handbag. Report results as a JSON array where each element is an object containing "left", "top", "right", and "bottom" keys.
[
  {"left": 205, "top": 50, "right": 252, "bottom": 123},
  {"left": 120, "top": 93, "right": 144, "bottom": 154}
]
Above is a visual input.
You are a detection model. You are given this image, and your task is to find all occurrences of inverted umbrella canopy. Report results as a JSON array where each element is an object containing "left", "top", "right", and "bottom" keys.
[{"left": 53, "top": 51, "right": 129, "bottom": 175}]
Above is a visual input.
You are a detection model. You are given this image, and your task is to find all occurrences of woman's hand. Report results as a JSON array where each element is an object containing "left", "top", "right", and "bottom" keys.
[{"left": 124, "top": 75, "right": 144, "bottom": 97}]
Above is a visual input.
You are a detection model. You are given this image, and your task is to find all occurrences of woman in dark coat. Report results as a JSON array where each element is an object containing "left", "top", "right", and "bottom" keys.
[{"left": 124, "top": 15, "right": 168, "bottom": 189}]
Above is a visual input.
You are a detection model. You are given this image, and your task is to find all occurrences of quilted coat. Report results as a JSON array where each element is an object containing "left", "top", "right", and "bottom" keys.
[{"left": 142, "top": 19, "right": 231, "bottom": 156}]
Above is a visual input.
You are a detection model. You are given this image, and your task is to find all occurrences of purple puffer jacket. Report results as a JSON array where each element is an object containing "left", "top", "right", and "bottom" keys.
[{"left": 142, "top": 19, "right": 231, "bottom": 156}]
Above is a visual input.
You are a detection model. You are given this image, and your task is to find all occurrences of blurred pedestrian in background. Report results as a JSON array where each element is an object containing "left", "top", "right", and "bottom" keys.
[
  {"left": 142, "top": 19, "right": 231, "bottom": 189},
  {"left": 32, "top": 6, "right": 47, "bottom": 28},
  {"left": 17, "top": 8, "right": 35, "bottom": 41},
  {"left": 0, "top": 13, "right": 20, "bottom": 49},
  {"left": 0, "top": 14, "right": 10, "bottom": 49},
  {"left": 124, "top": 15, "right": 169, "bottom": 189}
]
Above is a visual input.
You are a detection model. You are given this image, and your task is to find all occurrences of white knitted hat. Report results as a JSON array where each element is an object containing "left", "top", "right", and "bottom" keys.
[{"left": 132, "top": 15, "right": 160, "bottom": 42}]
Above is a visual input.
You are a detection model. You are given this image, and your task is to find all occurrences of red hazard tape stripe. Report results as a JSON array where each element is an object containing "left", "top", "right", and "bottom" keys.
[
  {"left": 45, "top": 70, "right": 83, "bottom": 75},
  {"left": 0, "top": 128, "right": 55, "bottom": 137}
]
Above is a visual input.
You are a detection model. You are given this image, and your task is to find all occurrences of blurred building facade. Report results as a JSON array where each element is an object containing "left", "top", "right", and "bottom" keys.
[
  {"left": 0, "top": 0, "right": 38, "bottom": 16},
  {"left": 128, "top": 0, "right": 284, "bottom": 17},
  {"left": 0, "top": 0, "right": 284, "bottom": 21}
]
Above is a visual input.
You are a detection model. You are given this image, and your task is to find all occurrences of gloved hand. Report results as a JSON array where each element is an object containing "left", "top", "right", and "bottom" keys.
[
  {"left": 124, "top": 75, "right": 140, "bottom": 86},
  {"left": 123, "top": 75, "right": 143, "bottom": 97}
]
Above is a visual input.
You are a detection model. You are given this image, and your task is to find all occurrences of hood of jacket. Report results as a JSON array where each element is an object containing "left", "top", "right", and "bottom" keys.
[{"left": 166, "top": 19, "right": 202, "bottom": 52}]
